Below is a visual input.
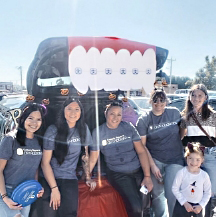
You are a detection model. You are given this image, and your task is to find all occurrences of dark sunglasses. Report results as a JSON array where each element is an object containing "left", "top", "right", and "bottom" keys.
[{"left": 153, "top": 98, "right": 166, "bottom": 103}]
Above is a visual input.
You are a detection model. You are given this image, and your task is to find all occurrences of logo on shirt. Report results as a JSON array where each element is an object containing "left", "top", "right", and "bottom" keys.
[
  {"left": 68, "top": 137, "right": 81, "bottom": 143},
  {"left": 190, "top": 181, "right": 196, "bottom": 196},
  {"left": 102, "top": 140, "right": 107, "bottom": 146},
  {"left": 149, "top": 121, "right": 177, "bottom": 130},
  {"left": 102, "top": 135, "right": 130, "bottom": 146},
  {"left": 16, "top": 148, "right": 42, "bottom": 156}
]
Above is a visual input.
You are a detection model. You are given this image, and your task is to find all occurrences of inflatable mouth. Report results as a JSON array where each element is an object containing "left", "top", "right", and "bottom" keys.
[{"left": 68, "top": 37, "right": 157, "bottom": 94}]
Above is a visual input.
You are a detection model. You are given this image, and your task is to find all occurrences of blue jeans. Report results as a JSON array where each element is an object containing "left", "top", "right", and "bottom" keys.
[
  {"left": 203, "top": 153, "right": 216, "bottom": 195},
  {"left": 151, "top": 158, "right": 183, "bottom": 217},
  {"left": 202, "top": 153, "right": 216, "bottom": 217},
  {"left": 0, "top": 196, "right": 30, "bottom": 217}
]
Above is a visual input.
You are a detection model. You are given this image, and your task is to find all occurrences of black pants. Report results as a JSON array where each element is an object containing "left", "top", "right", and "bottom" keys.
[
  {"left": 35, "top": 177, "right": 78, "bottom": 217},
  {"left": 173, "top": 200, "right": 203, "bottom": 217},
  {"left": 106, "top": 167, "right": 150, "bottom": 217}
]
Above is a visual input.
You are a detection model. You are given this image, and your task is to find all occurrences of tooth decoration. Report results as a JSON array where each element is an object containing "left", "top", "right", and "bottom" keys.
[
  {"left": 100, "top": 48, "right": 116, "bottom": 91},
  {"left": 86, "top": 47, "right": 101, "bottom": 91},
  {"left": 68, "top": 37, "right": 156, "bottom": 94},
  {"left": 115, "top": 49, "right": 130, "bottom": 90},
  {"left": 69, "top": 46, "right": 89, "bottom": 94}
]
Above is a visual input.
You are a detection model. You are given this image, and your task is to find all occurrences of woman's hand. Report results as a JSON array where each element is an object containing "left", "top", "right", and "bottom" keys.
[
  {"left": 50, "top": 188, "right": 61, "bottom": 210},
  {"left": 183, "top": 202, "right": 193, "bottom": 212},
  {"left": 151, "top": 164, "right": 162, "bottom": 180},
  {"left": 86, "top": 178, "right": 97, "bottom": 191},
  {"left": 141, "top": 176, "right": 153, "bottom": 192},
  {"left": 37, "top": 187, "right": 44, "bottom": 198},
  {"left": 3, "top": 197, "right": 22, "bottom": 210}
]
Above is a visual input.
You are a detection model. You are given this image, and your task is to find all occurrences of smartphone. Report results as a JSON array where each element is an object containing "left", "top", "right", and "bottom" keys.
[{"left": 140, "top": 185, "right": 148, "bottom": 195}]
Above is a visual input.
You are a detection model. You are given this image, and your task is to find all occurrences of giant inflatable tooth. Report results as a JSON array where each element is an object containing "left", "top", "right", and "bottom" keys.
[{"left": 68, "top": 37, "right": 157, "bottom": 94}]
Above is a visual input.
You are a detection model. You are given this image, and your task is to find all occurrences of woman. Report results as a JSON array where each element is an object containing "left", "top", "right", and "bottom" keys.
[
  {"left": 0, "top": 103, "right": 46, "bottom": 217},
  {"left": 180, "top": 84, "right": 216, "bottom": 217},
  {"left": 136, "top": 88, "right": 184, "bottom": 217},
  {"left": 90, "top": 101, "right": 153, "bottom": 217},
  {"left": 40, "top": 97, "right": 96, "bottom": 217}
]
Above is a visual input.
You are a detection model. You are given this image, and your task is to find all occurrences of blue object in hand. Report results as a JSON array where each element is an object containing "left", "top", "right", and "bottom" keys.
[{"left": 11, "top": 180, "right": 42, "bottom": 207}]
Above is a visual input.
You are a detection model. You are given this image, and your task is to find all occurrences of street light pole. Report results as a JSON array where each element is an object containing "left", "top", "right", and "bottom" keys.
[
  {"left": 167, "top": 58, "right": 176, "bottom": 93},
  {"left": 17, "top": 66, "right": 23, "bottom": 90}
]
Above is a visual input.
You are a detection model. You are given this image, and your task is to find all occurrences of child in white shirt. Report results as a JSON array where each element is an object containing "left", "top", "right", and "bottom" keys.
[{"left": 172, "top": 142, "right": 211, "bottom": 217}]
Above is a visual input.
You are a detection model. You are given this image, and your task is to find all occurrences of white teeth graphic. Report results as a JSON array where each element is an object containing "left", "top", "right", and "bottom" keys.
[{"left": 69, "top": 46, "right": 156, "bottom": 94}]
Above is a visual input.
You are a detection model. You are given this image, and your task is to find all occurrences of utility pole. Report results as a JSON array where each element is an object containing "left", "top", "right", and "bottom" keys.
[
  {"left": 17, "top": 66, "right": 23, "bottom": 91},
  {"left": 167, "top": 58, "right": 176, "bottom": 93}
]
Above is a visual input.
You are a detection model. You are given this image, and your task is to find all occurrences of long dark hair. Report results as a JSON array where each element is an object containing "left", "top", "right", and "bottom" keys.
[
  {"left": 182, "top": 84, "right": 213, "bottom": 121},
  {"left": 53, "top": 97, "right": 86, "bottom": 165},
  {"left": 16, "top": 103, "right": 46, "bottom": 147}
]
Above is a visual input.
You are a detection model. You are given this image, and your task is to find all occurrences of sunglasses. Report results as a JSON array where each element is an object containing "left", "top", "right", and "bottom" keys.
[{"left": 153, "top": 98, "right": 166, "bottom": 103}]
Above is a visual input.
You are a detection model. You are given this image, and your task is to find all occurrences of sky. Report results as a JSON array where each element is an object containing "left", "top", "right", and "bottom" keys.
[{"left": 1, "top": 0, "right": 216, "bottom": 87}]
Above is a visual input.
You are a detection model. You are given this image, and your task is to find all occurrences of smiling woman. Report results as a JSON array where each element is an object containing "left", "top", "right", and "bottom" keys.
[
  {"left": 136, "top": 88, "right": 184, "bottom": 217},
  {"left": 36, "top": 97, "right": 97, "bottom": 217},
  {"left": 0, "top": 103, "right": 46, "bottom": 217},
  {"left": 89, "top": 101, "right": 153, "bottom": 217}
]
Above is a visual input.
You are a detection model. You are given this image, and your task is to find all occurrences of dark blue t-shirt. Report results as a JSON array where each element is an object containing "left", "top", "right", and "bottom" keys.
[
  {"left": 136, "top": 107, "right": 184, "bottom": 165},
  {"left": 0, "top": 135, "right": 42, "bottom": 191},
  {"left": 43, "top": 124, "right": 93, "bottom": 179},
  {"left": 92, "top": 121, "right": 141, "bottom": 173}
]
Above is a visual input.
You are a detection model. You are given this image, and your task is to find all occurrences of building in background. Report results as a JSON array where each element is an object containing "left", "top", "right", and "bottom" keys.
[{"left": 0, "top": 82, "right": 13, "bottom": 93}]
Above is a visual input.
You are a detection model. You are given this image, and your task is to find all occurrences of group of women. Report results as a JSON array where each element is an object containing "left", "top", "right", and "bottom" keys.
[{"left": 0, "top": 83, "right": 215, "bottom": 217}]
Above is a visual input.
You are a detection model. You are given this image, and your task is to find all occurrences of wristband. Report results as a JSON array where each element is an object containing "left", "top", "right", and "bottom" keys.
[
  {"left": 1, "top": 193, "right": 8, "bottom": 199},
  {"left": 144, "top": 176, "right": 151, "bottom": 177},
  {"left": 51, "top": 186, "right": 58, "bottom": 190}
]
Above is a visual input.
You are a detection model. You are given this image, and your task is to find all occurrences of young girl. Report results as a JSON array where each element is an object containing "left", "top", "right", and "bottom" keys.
[
  {"left": 172, "top": 142, "right": 211, "bottom": 217},
  {"left": 180, "top": 84, "right": 216, "bottom": 217},
  {"left": 0, "top": 103, "right": 46, "bottom": 217},
  {"left": 40, "top": 97, "right": 96, "bottom": 217}
]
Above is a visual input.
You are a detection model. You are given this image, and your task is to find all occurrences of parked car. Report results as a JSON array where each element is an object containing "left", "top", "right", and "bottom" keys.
[
  {"left": 208, "top": 90, "right": 216, "bottom": 97},
  {"left": 118, "top": 97, "right": 146, "bottom": 116},
  {"left": 0, "top": 94, "right": 27, "bottom": 111},
  {"left": 130, "top": 97, "right": 151, "bottom": 110},
  {"left": 167, "top": 97, "right": 216, "bottom": 112},
  {"left": 166, "top": 93, "right": 188, "bottom": 102},
  {"left": 174, "top": 89, "right": 190, "bottom": 94},
  {"left": 0, "top": 93, "right": 7, "bottom": 101},
  {"left": 0, "top": 94, "right": 27, "bottom": 141}
]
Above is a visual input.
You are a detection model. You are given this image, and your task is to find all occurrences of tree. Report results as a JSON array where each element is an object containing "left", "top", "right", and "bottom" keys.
[
  {"left": 171, "top": 76, "right": 190, "bottom": 89},
  {"left": 189, "top": 56, "right": 216, "bottom": 90},
  {"left": 156, "top": 70, "right": 190, "bottom": 88}
]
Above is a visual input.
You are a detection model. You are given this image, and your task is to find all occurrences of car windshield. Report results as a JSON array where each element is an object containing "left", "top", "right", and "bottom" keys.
[
  {"left": 37, "top": 76, "right": 72, "bottom": 87},
  {"left": 132, "top": 98, "right": 151, "bottom": 109}
]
